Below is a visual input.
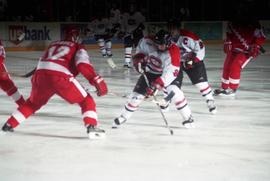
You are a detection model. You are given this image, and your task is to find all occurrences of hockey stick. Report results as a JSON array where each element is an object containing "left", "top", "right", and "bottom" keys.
[
  {"left": 241, "top": 56, "right": 253, "bottom": 69},
  {"left": 20, "top": 67, "right": 36, "bottom": 78},
  {"left": 142, "top": 73, "right": 174, "bottom": 135}
]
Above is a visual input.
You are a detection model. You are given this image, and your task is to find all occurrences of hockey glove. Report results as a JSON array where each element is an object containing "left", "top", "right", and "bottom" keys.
[
  {"left": 223, "top": 40, "right": 232, "bottom": 53},
  {"left": 248, "top": 44, "right": 260, "bottom": 58},
  {"left": 146, "top": 77, "right": 164, "bottom": 97},
  {"left": 91, "top": 75, "right": 108, "bottom": 96},
  {"left": 133, "top": 53, "right": 148, "bottom": 73},
  {"left": 183, "top": 52, "right": 196, "bottom": 69}
]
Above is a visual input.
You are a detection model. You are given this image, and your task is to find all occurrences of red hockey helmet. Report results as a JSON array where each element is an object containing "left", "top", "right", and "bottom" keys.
[{"left": 64, "top": 26, "right": 80, "bottom": 43}]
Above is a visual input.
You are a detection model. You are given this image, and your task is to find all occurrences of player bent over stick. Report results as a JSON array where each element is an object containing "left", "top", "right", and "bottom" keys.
[
  {"left": 113, "top": 30, "right": 195, "bottom": 130},
  {"left": 1, "top": 27, "right": 108, "bottom": 140}
]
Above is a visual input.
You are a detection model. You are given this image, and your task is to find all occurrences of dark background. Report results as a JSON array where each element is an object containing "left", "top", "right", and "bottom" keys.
[{"left": 1, "top": 0, "right": 270, "bottom": 22}]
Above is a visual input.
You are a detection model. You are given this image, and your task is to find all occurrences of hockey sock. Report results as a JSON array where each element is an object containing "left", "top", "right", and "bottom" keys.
[
  {"left": 124, "top": 47, "right": 132, "bottom": 64},
  {"left": 97, "top": 39, "right": 106, "bottom": 56}
]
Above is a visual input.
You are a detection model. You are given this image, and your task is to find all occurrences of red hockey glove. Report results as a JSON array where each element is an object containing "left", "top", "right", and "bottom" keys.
[
  {"left": 133, "top": 53, "right": 148, "bottom": 73},
  {"left": 91, "top": 75, "right": 108, "bottom": 96},
  {"left": 248, "top": 44, "right": 260, "bottom": 58},
  {"left": 146, "top": 77, "right": 164, "bottom": 97},
  {"left": 223, "top": 40, "right": 232, "bottom": 53}
]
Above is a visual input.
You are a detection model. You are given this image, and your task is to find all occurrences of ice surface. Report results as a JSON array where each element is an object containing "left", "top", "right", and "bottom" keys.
[{"left": 1, "top": 45, "right": 270, "bottom": 181}]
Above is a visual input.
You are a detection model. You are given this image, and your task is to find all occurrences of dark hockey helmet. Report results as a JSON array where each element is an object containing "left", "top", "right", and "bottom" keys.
[
  {"left": 153, "top": 29, "right": 172, "bottom": 48},
  {"left": 64, "top": 26, "right": 80, "bottom": 43}
]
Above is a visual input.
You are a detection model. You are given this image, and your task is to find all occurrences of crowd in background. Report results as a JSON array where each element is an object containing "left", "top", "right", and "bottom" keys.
[{"left": 0, "top": 0, "right": 270, "bottom": 22}]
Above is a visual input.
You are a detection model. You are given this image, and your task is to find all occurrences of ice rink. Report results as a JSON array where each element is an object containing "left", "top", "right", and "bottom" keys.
[{"left": 1, "top": 45, "right": 270, "bottom": 181}]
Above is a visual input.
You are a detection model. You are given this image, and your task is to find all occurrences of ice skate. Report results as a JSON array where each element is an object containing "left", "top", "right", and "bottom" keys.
[
  {"left": 182, "top": 116, "right": 195, "bottom": 129},
  {"left": 1, "top": 123, "right": 14, "bottom": 134},
  {"left": 87, "top": 125, "right": 106, "bottom": 140},
  {"left": 206, "top": 99, "right": 217, "bottom": 114},
  {"left": 213, "top": 88, "right": 236, "bottom": 97},
  {"left": 112, "top": 116, "right": 127, "bottom": 129},
  {"left": 123, "top": 62, "right": 132, "bottom": 69}
]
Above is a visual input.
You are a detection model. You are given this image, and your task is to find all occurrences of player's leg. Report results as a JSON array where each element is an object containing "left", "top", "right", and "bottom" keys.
[
  {"left": 166, "top": 84, "right": 194, "bottom": 128},
  {"left": 123, "top": 35, "right": 133, "bottom": 68},
  {"left": 104, "top": 36, "right": 112, "bottom": 57},
  {"left": 2, "top": 72, "right": 54, "bottom": 132},
  {"left": 214, "top": 52, "right": 236, "bottom": 96},
  {"left": 112, "top": 74, "right": 159, "bottom": 128},
  {"left": 95, "top": 35, "right": 107, "bottom": 57},
  {"left": 185, "top": 62, "right": 217, "bottom": 114},
  {"left": 55, "top": 76, "right": 105, "bottom": 139},
  {"left": 228, "top": 53, "right": 248, "bottom": 92},
  {"left": 0, "top": 63, "right": 25, "bottom": 106}
]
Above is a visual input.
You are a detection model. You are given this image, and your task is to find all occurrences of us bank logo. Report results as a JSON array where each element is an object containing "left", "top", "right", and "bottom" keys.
[{"left": 9, "top": 25, "right": 51, "bottom": 44}]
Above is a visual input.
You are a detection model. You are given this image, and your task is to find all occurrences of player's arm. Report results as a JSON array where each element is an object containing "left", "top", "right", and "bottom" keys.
[
  {"left": 0, "top": 44, "right": 5, "bottom": 64},
  {"left": 159, "top": 45, "right": 180, "bottom": 87},
  {"left": 248, "top": 27, "right": 266, "bottom": 58},
  {"left": 75, "top": 47, "right": 107, "bottom": 96}
]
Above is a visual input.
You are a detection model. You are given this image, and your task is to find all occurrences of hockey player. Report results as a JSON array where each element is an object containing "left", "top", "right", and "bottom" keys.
[
  {"left": 1, "top": 27, "right": 108, "bottom": 139},
  {"left": 167, "top": 19, "right": 217, "bottom": 114},
  {"left": 87, "top": 14, "right": 113, "bottom": 58},
  {"left": 109, "top": 3, "right": 122, "bottom": 36},
  {"left": 113, "top": 30, "right": 194, "bottom": 129},
  {"left": 119, "top": 4, "right": 146, "bottom": 68},
  {"left": 214, "top": 18, "right": 266, "bottom": 96},
  {"left": 0, "top": 39, "right": 25, "bottom": 106}
]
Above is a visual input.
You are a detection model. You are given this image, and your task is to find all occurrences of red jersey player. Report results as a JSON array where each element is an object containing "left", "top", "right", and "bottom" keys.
[
  {"left": 214, "top": 19, "right": 266, "bottom": 97},
  {"left": 1, "top": 27, "right": 108, "bottom": 139},
  {"left": 0, "top": 39, "right": 25, "bottom": 106}
]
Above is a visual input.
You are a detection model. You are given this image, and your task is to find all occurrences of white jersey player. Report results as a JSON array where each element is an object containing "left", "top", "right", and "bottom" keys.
[
  {"left": 168, "top": 19, "right": 217, "bottom": 114},
  {"left": 87, "top": 16, "right": 113, "bottom": 58},
  {"left": 109, "top": 7, "right": 121, "bottom": 35},
  {"left": 119, "top": 4, "right": 146, "bottom": 68},
  {"left": 113, "top": 30, "right": 195, "bottom": 129}
]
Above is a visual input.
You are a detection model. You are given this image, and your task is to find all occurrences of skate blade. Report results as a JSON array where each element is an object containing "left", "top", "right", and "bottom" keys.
[
  {"left": 183, "top": 122, "right": 195, "bottom": 129},
  {"left": 111, "top": 123, "right": 120, "bottom": 129},
  {"left": 88, "top": 132, "right": 106, "bottom": 140},
  {"left": 210, "top": 109, "right": 217, "bottom": 115}
]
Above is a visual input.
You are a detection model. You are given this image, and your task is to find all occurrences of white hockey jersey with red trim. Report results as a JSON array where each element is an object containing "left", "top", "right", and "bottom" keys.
[
  {"left": 176, "top": 29, "right": 205, "bottom": 62},
  {"left": 136, "top": 37, "right": 180, "bottom": 87},
  {"left": 121, "top": 12, "right": 145, "bottom": 34},
  {"left": 88, "top": 18, "right": 111, "bottom": 35}
]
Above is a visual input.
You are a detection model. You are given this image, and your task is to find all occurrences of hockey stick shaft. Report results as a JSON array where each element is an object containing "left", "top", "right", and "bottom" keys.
[
  {"left": 241, "top": 56, "right": 253, "bottom": 69},
  {"left": 142, "top": 73, "right": 174, "bottom": 135}
]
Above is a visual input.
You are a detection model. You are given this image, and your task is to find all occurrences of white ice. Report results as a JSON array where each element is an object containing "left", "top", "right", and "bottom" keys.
[{"left": 1, "top": 45, "right": 270, "bottom": 181}]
